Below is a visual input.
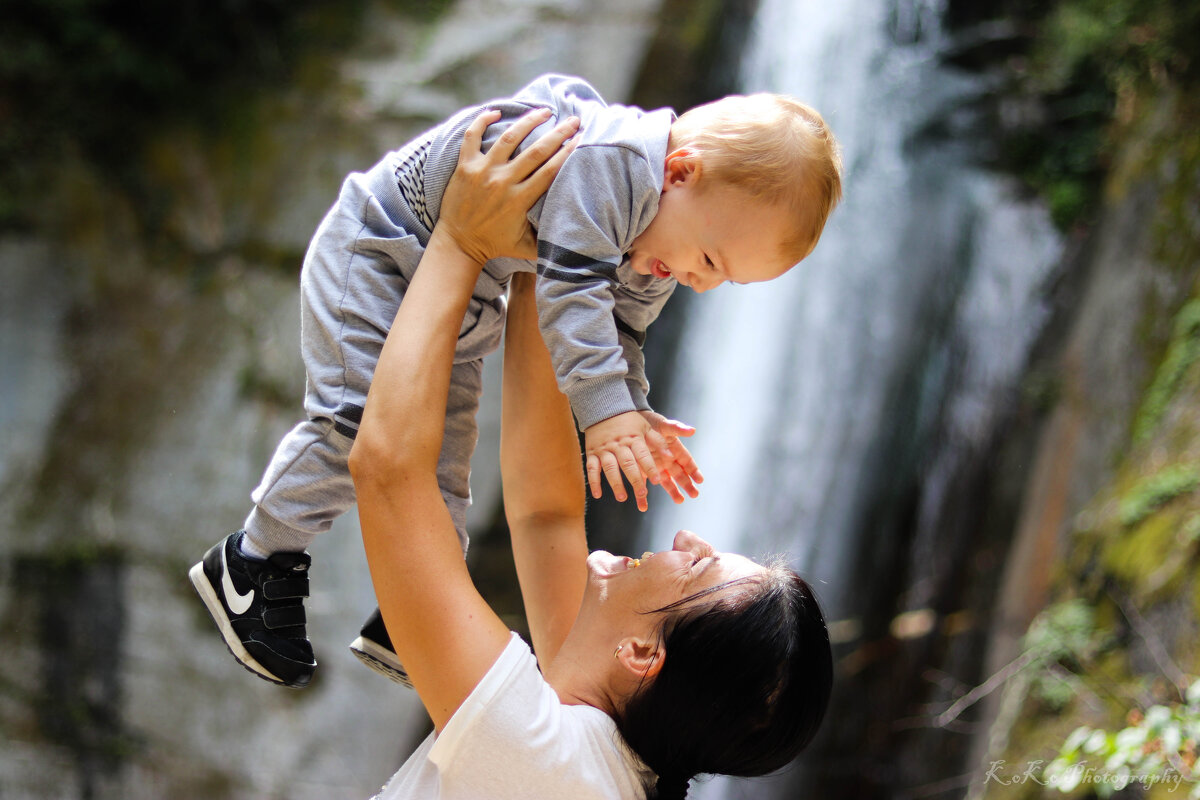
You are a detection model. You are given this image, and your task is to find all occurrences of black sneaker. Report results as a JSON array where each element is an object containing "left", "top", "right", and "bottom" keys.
[
  {"left": 349, "top": 608, "right": 412, "bottom": 688},
  {"left": 189, "top": 531, "right": 317, "bottom": 688}
]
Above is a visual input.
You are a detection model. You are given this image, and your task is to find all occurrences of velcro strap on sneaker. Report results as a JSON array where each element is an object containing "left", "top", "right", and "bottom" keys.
[
  {"left": 262, "top": 575, "right": 309, "bottom": 601},
  {"left": 263, "top": 605, "right": 306, "bottom": 629}
]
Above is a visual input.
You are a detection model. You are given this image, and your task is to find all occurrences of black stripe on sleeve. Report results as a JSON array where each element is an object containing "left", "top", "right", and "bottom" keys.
[
  {"left": 537, "top": 241, "right": 619, "bottom": 281},
  {"left": 333, "top": 403, "right": 364, "bottom": 439},
  {"left": 614, "top": 316, "right": 646, "bottom": 348}
]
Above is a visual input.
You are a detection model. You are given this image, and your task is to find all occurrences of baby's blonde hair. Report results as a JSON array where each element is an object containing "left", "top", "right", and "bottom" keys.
[{"left": 669, "top": 94, "right": 843, "bottom": 264}]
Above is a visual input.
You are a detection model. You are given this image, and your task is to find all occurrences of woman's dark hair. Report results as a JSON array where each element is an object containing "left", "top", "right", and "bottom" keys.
[{"left": 614, "top": 562, "right": 833, "bottom": 800}]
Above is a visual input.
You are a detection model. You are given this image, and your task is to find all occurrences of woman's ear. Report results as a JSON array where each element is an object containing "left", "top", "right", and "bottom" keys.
[
  {"left": 616, "top": 636, "right": 666, "bottom": 679},
  {"left": 663, "top": 147, "right": 701, "bottom": 187}
]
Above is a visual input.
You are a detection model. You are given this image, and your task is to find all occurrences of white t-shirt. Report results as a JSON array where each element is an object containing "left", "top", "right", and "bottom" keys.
[{"left": 373, "top": 633, "right": 655, "bottom": 799}]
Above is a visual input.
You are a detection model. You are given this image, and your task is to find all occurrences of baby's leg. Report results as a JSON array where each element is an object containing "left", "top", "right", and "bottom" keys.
[
  {"left": 245, "top": 180, "right": 426, "bottom": 555},
  {"left": 193, "top": 172, "right": 434, "bottom": 688},
  {"left": 243, "top": 418, "right": 356, "bottom": 552}
]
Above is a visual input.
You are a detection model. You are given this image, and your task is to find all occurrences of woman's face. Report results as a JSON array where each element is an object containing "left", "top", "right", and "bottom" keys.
[{"left": 585, "top": 530, "right": 765, "bottom": 619}]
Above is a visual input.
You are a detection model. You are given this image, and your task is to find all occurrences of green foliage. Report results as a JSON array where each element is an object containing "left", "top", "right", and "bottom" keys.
[
  {"left": 0, "top": 0, "right": 449, "bottom": 229},
  {"left": 998, "top": 80, "right": 1110, "bottom": 230},
  {"left": 1024, "top": 599, "right": 1105, "bottom": 660},
  {"left": 1037, "top": 0, "right": 1200, "bottom": 95},
  {"left": 1117, "top": 465, "right": 1200, "bottom": 528},
  {"left": 1133, "top": 300, "right": 1200, "bottom": 445},
  {"left": 1044, "top": 679, "right": 1200, "bottom": 797},
  {"left": 1022, "top": 600, "right": 1114, "bottom": 710},
  {"left": 1184, "top": 515, "right": 1200, "bottom": 546},
  {"left": 990, "top": 0, "right": 1200, "bottom": 229},
  {"left": 1151, "top": 130, "right": 1200, "bottom": 273},
  {"left": 2, "top": 1, "right": 321, "bottom": 148}
]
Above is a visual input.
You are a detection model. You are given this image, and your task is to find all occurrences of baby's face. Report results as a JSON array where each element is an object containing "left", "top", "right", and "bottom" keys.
[{"left": 628, "top": 156, "right": 795, "bottom": 293}]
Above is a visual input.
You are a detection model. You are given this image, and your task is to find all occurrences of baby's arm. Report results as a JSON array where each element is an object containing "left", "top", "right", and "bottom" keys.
[
  {"left": 532, "top": 131, "right": 703, "bottom": 507},
  {"left": 584, "top": 410, "right": 702, "bottom": 512}
]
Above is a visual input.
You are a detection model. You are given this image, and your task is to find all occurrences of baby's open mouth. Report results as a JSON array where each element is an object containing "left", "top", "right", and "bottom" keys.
[{"left": 650, "top": 259, "right": 672, "bottom": 280}]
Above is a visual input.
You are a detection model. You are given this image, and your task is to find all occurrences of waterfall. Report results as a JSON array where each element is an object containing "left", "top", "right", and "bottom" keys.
[{"left": 644, "top": 1, "right": 1062, "bottom": 796}]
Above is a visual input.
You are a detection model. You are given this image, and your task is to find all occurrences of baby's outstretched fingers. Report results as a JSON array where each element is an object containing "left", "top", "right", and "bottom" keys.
[
  {"left": 654, "top": 450, "right": 696, "bottom": 500},
  {"left": 630, "top": 436, "right": 660, "bottom": 486},
  {"left": 600, "top": 449, "right": 629, "bottom": 504},
  {"left": 668, "top": 437, "right": 703, "bottom": 489},
  {"left": 657, "top": 417, "right": 696, "bottom": 439},
  {"left": 615, "top": 445, "right": 649, "bottom": 512},
  {"left": 586, "top": 452, "right": 604, "bottom": 500},
  {"left": 652, "top": 461, "right": 687, "bottom": 505}
]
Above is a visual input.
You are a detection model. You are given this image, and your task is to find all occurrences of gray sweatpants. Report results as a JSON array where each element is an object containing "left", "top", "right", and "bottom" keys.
[{"left": 243, "top": 145, "right": 512, "bottom": 556}]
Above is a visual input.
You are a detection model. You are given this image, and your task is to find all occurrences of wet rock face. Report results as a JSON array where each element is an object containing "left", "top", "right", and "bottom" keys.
[
  {"left": 0, "top": 2, "right": 667, "bottom": 798},
  {"left": 16, "top": 549, "right": 128, "bottom": 799}
]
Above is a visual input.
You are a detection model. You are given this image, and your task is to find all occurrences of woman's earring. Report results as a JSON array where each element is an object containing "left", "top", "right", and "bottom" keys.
[{"left": 613, "top": 645, "right": 622, "bottom": 659}]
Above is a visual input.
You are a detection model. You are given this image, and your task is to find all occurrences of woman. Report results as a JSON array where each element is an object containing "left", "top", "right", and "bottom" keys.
[{"left": 349, "top": 107, "right": 833, "bottom": 799}]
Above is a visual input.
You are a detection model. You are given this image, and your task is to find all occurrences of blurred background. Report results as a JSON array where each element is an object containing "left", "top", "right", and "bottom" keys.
[{"left": 1, "top": 0, "right": 1198, "bottom": 798}]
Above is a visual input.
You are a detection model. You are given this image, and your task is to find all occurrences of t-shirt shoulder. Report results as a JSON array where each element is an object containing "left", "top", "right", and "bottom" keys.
[{"left": 428, "top": 633, "right": 653, "bottom": 799}]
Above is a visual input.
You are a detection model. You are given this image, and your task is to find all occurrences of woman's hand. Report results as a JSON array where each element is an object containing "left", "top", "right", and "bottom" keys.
[
  {"left": 353, "top": 106, "right": 578, "bottom": 732},
  {"left": 438, "top": 107, "right": 579, "bottom": 264}
]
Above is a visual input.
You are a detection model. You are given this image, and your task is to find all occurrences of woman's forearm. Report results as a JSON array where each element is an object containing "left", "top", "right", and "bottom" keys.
[
  {"left": 349, "top": 230, "right": 482, "bottom": 481},
  {"left": 347, "top": 108, "right": 578, "bottom": 729},
  {"left": 500, "top": 274, "right": 584, "bottom": 518},
  {"left": 501, "top": 273, "right": 588, "bottom": 663}
]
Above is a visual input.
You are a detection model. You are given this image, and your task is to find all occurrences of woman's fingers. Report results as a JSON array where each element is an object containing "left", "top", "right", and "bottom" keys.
[
  {"left": 490, "top": 107, "right": 553, "bottom": 162},
  {"left": 511, "top": 115, "right": 579, "bottom": 182},
  {"left": 459, "top": 109, "right": 502, "bottom": 167},
  {"left": 519, "top": 128, "right": 575, "bottom": 203},
  {"left": 456, "top": 106, "right": 581, "bottom": 219}
]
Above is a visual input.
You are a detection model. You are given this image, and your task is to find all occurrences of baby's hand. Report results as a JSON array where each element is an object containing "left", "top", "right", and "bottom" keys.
[
  {"left": 584, "top": 411, "right": 663, "bottom": 512},
  {"left": 638, "top": 410, "right": 703, "bottom": 504}
]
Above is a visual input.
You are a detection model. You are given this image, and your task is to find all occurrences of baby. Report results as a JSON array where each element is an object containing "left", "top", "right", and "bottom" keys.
[{"left": 189, "top": 74, "right": 842, "bottom": 689}]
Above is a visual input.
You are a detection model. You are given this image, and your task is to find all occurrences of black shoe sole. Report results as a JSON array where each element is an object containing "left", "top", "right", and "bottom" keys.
[
  {"left": 349, "top": 635, "right": 413, "bottom": 688},
  {"left": 189, "top": 560, "right": 303, "bottom": 688}
]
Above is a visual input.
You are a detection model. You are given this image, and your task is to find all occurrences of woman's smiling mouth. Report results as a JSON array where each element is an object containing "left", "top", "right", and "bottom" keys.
[{"left": 587, "top": 550, "right": 655, "bottom": 576}]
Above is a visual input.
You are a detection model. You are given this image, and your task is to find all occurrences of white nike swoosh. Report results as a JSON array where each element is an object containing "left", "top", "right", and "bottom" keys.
[{"left": 222, "top": 544, "right": 255, "bottom": 615}]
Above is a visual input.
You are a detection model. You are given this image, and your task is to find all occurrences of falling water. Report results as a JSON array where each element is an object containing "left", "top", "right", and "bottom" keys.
[{"left": 644, "top": 1, "right": 1062, "bottom": 796}]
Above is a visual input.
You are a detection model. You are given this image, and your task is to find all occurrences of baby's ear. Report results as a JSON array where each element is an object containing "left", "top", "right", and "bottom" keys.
[{"left": 664, "top": 147, "right": 701, "bottom": 185}]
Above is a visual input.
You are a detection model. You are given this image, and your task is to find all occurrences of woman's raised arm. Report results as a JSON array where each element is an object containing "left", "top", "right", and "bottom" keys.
[
  {"left": 349, "top": 107, "right": 577, "bottom": 731},
  {"left": 500, "top": 272, "right": 589, "bottom": 666}
]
